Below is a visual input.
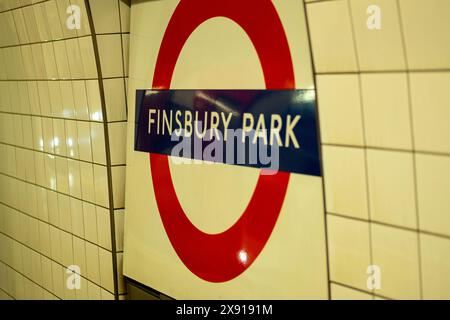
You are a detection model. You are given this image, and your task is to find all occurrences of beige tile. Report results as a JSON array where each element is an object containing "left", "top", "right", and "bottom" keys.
[
  {"left": 20, "top": 45, "right": 36, "bottom": 80},
  {"left": 75, "top": 275, "right": 89, "bottom": 300},
  {"left": 90, "top": 122, "right": 106, "bottom": 165},
  {"left": 70, "top": 198, "right": 84, "bottom": 238},
  {"left": 34, "top": 152, "right": 46, "bottom": 187},
  {"left": 60, "top": 230, "right": 74, "bottom": 267},
  {"left": 87, "top": 280, "right": 101, "bottom": 300},
  {"left": 119, "top": 0, "right": 130, "bottom": 33},
  {"left": 47, "top": 190, "right": 59, "bottom": 227},
  {"left": 97, "top": 34, "right": 123, "bottom": 78},
  {"left": 421, "top": 234, "right": 450, "bottom": 299},
  {"left": 17, "top": 82, "right": 31, "bottom": 115},
  {"left": 89, "top": 0, "right": 121, "bottom": 34},
  {"left": 86, "top": 80, "right": 102, "bottom": 122},
  {"left": 12, "top": 9, "right": 29, "bottom": 44},
  {"left": 416, "top": 154, "right": 450, "bottom": 236},
  {"left": 37, "top": 82, "right": 52, "bottom": 116},
  {"left": 317, "top": 74, "right": 364, "bottom": 146},
  {"left": 322, "top": 145, "right": 368, "bottom": 219},
  {"left": 112, "top": 165, "right": 125, "bottom": 209},
  {"left": 79, "top": 161, "right": 95, "bottom": 203},
  {"left": 51, "top": 261, "right": 64, "bottom": 298},
  {"left": 44, "top": 0, "right": 64, "bottom": 40},
  {"left": 367, "top": 149, "right": 417, "bottom": 229},
  {"left": 78, "top": 36, "right": 97, "bottom": 79},
  {"left": 65, "top": 38, "right": 84, "bottom": 79},
  {"left": 24, "top": 150, "right": 36, "bottom": 183},
  {"left": 83, "top": 202, "right": 98, "bottom": 245},
  {"left": 103, "top": 78, "right": 126, "bottom": 122},
  {"left": 53, "top": 40, "right": 71, "bottom": 79},
  {"left": 21, "top": 115, "right": 33, "bottom": 149},
  {"left": 72, "top": 237, "right": 87, "bottom": 280},
  {"left": 56, "top": 0, "right": 78, "bottom": 39},
  {"left": 49, "top": 226, "right": 62, "bottom": 263},
  {"left": 33, "top": 2, "right": 52, "bottom": 42},
  {"left": 48, "top": 81, "right": 64, "bottom": 117},
  {"left": 58, "top": 193, "right": 72, "bottom": 232},
  {"left": 349, "top": 0, "right": 406, "bottom": 71},
  {"left": 331, "top": 283, "right": 373, "bottom": 300},
  {"left": 27, "top": 82, "right": 41, "bottom": 116},
  {"left": 44, "top": 154, "right": 57, "bottom": 191},
  {"left": 42, "top": 256, "right": 54, "bottom": 293},
  {"left": 36, "top": 186, "right": 49, "bottom": 222},
  {"left": 108, "top": 122, "right": 127, "bottom": 165},
  {"left": 371, "top": 224, "right": 421, "bottom": 299},
  {"left": 361, "top": 73, "right": 412, "bottom": 150},
  {"left": 70, "top": 0, "right": 91, "bottom": 37},
  {"left": 53, "top": 118, "right": 67, "bottom": 156},
  {"left": 22, "top": 5, "right": 40, "bottom": 43},
  {"left": 93, "top": 164, "right": 109, "bottom": 208},
  {"left": 85, "top": 241, "right": 100, "bottom": 284},
  {"left": 13, "top": 114, "right": 23, "bottom": 146},
  {"left": 96, "top": 206, "right": 111, "bottom": 250},
  {"left": 328, "top": 214, "right": 371, "bottom": 290},
  {"left": 67, "top": 158, "right": 81, "bottom": 198},
  {"left": 76, "top": 121, "right": 92, "bottom": 162},
  {"left": 65, "top": 120, "right": 79, "bottom": 159},
  {"left": 307, "top": 0, "right": 358, "bottom": 72},
  {"left": 114, "top": 209, "right": 124, "bottom": 252},
  {"left": 121, "top": 34, "right": 129, "bottom": 77},
  {"left": 399, "top": 0, "right": 450, "bottom": 69},
  {"left": 31, "top": 44, "right": 47, "bottom": 79},
  {"left": 72, "top": 80, "right": 89, "bottom": 120},
  {"left": 410, "top": 72, "right": 450, "bottom": 154},
  {"left": 101, "top": 288, "right": 114, "bottom": 300},
  {"left": 55, "top": 156, "right": 69, "bottom": 195},
  {"left": 60, "top": 81, "right": 76, "bottom": 119},
  {"left": 98, "top": 247, "right": 114, "bottom": 292},
  {"left": 116, "top": 253, "right": 125, "bottom": 294},
  {"left": 38, "top": 220, "right": 51, "bottom": 257}
]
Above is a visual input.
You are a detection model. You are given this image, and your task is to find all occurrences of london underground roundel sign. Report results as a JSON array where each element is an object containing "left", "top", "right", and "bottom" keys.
[
  {"left": 124, "top": 0, "right": 327, "bottom": 299},
  {"left": 151, "top": 0, "right": 294, "bottom": 283}
]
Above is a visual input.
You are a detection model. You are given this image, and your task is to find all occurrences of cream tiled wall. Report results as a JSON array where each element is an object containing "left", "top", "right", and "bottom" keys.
[
  {"left": 1, "top": 0, "right": 449, "bottom": 301},
  {"left": 0, "top": 0, "right": 129, "bottom": 300},
  {"left": 306, "top": 0, "right": 450, "bottom": 299}
]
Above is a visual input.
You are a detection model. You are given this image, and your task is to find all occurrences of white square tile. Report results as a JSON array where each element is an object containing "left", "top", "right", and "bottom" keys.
[
  {"left": 307, "top": 0, "right": 358, "bottom": 72},
  {"left": 421, "top": 234, "right": 450, "bottom": 299},
  {"left": 108, "top": 122, "right": 127, "bottom": 165},
  {"left": 371, "top": 223, "right": 421, "bottom": 299},
  {"left": 328, "top": 214, "right": 371, "bottom": 291},
  {"left": 361, "top": 73, "right": 412, "bottom": 150},
  {"left": 317, "top": 74, "right": 364, "bottom": 146},
  {"left": 322, "top": 145, "right": 368, "bottom": 219},
  {"left": 410, "top": 72, "right": 450, "bottom": 154},
  {"left": 416, "top": 154, "right": 450, "bottom": 236},
  {"left": 400, "top": 0, "right": 450, "bottom": 69},
  {"left": 367, "top": 149, "right": 417, "bottom": 229}
]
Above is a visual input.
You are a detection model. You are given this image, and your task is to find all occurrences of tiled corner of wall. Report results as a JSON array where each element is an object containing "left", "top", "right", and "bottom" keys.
[
  {"left": 0, "top": 0, "right": 130, "bottom": 300},
  {"left": 306, "top": 0, "right": 450, "bottom": 300}
]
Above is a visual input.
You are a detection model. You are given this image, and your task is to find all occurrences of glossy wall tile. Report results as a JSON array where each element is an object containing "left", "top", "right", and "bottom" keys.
[{"left": 0, "top": 0, "right": 130, "bottom": 300}]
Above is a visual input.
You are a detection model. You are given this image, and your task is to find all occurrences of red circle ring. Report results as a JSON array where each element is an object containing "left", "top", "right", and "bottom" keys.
[{"left": 150, "top": 0, "right": 295, "bottom": 282}]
